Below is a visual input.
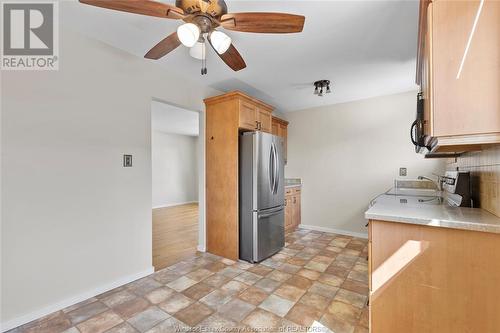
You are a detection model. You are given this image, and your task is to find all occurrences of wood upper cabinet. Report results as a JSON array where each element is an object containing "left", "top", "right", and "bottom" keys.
[
  {"left": 257, "top": 108, "right": 272, "bottom": 133},
  {"left": 238, "top": 99, "right": 273, "bottom": 133},
  {"left": 239, "top": 101, "right": 258, "bottom": 131},
  {"left": 417, "top": 0, "right": 500, "bottom": 153},
  {"left": 272, "top": 116, "right": 289, "bottom": 164}
]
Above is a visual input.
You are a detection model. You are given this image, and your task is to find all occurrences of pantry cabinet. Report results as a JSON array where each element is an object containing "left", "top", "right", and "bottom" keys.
[
  {"left": 285, "top": 186, "right": 301, "bottom": 233},
  {"left": 204, "top": 91, "right": 275, "bottom": 260},
  {"left": 416, "top": 0, "right": 500, "bottom": 154}
]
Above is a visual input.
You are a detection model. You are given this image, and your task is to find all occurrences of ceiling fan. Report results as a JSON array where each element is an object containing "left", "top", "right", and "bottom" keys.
[{"left": 79, "top": 0, "right": 305, "bottom": 74}]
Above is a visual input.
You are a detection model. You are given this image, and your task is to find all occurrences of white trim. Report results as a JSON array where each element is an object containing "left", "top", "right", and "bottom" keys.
[
  {"left": 1, "top": 267, "right": 154, "bottom": 332},
  {"left": 299, "top": 224, "right": 368, "bottom": 239},
  {"left": 152, "top": 201, "right": 198, "bottom": 209},
  {"left": 197, "top": 244, "right": 206, "bottom": 252}
]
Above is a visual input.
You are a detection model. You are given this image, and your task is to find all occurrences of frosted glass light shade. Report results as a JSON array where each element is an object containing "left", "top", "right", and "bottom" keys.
[
  {"left": 177, "top": 23, "right": 200, "bottom": 47},
  {"left": 210, "top": 31, "right": 231, "bottom": 54},
  {"left": 189, "top": 42, "right": 206, "bottom": 60}
]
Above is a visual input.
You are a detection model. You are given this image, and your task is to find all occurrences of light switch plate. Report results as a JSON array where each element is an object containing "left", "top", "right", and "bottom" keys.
[
  {"left": 399, "top": 167, "right": 407, "bottom": 177},
  {"left": 123, "top": 155, "right": 133, "bottom": 167}
]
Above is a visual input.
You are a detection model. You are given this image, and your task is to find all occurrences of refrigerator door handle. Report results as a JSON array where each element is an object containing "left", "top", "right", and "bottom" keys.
[
  {"left": 273, "top": 142, "right": 279, "bottom": 194},
  {"left": 268, "top": 144, "right": 275, "bottom": 194},
  {"left": 258, "top": 207, "right": 284, "bottom": 219}
]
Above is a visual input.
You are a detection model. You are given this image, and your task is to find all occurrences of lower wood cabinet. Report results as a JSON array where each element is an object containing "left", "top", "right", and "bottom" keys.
[
  {"left": 368, "top": 219, "right": 500, "bottom": 332},
  {"left": 285, "top": 187, "right": 301, "bottom": 233}
]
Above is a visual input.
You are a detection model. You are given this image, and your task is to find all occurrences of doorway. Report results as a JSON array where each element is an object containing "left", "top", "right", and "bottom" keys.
[{"left": 151, "top": 100, "right": 201, "bottom": 271}]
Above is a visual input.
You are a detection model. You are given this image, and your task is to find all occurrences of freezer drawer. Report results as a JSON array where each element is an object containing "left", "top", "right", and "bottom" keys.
[
  {"left": 240, "top": 206, "right": 284, "bottom": 263},
  {"left": 255, "top": 207, "right": 285, "bottom": 262}
]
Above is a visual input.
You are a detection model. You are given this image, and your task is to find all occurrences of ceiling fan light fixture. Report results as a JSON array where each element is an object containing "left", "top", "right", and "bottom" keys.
[
  {"left": 210, "top": 30, "right": 232, "bottom": 54},
  {"left": 177, "top": 23, "right": 200, "bottom": 47},
  {"left": 189, "top": 41, "right": 206, "bottom": 60}
]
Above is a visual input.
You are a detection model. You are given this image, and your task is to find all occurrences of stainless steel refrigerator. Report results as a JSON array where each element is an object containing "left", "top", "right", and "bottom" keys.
[{"left": 239, "top": 132, "right": 285, "bottom": 263}]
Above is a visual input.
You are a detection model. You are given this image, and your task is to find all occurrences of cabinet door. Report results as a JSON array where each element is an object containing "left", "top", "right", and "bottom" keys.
[
  {"left": 284, "top": 196, "right": 293, "bottom": 232},
  {"left": 280, "top": 124, "right": 288, "bottom": 163},
  {"left": 272, "top": 120, "right": 279, "bottom": 136},
  {"left": 290, "top": 195, "right": 297, "bottom": 229},
  {"left": 239, "top": 101, "right": 258, "bottom": 131},
  {"left": 431, "top": 0, "right": 500, "bottom": 137},
  {"left": 295, "top": 193, "right": 301, "bottom": 227},
  {"left": 370, "top": 220, "right": 500, "bottom": 333},
  {"left": 257, "top": 109, "right": 272, "bottom": 133}
]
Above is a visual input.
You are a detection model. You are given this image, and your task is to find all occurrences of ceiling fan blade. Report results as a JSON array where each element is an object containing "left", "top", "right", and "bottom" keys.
[
  {"left": 220, "top": 12, "right": 305, "bottom": 33},
  {"left": 79, "top": 0, "right": 184, "bottom": 19},
  {"left": 208, "top": 39, "right": 246, "bottom": 71},
  {"left": 144, "top": 32, "right": 181, "bottom": 59}
]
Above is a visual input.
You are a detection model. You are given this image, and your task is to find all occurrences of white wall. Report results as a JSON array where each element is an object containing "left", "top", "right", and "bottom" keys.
[
  {"left": 0, "top": 27, "right": 219, "bottom": 330},
  {"left": 285, "top": 91, "right": 445, "bottom": 236},
  {"left": 152, "top": 132, "right": 199, "bottom": 208}
]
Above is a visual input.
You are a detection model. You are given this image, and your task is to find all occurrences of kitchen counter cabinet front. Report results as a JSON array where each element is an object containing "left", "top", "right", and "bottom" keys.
[
  {"left": 285, "top": 186, "right": 301, "bottom": 233},
  {"left": 368, "top": 219, "right": 500, "bottom": 333}
]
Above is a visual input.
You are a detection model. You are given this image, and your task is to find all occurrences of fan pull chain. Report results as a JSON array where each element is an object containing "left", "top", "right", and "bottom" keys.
[{"left": 201, "top": 40, "right": 207, "bottom": 75}]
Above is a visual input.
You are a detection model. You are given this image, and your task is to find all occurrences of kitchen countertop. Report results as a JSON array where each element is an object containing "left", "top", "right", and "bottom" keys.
[
  {"left": 285, "top": 178, "right": 302, "bottom": 188},
  {"left": 365, "top": 189, "right": 500, "bottom": 234}
]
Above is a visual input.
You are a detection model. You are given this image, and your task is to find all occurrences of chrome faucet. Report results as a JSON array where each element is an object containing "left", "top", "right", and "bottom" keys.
[{"left": 417, "top": 175, "right": 443, "bottom": 191}]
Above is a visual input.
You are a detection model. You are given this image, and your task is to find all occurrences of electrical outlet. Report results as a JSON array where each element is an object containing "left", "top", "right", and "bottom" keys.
[
  {"left": 123, "top": 155, "right": 133, "bottom": 167},
  {"left": 399, "top": 167, "right": 407, "bottom": 177}
]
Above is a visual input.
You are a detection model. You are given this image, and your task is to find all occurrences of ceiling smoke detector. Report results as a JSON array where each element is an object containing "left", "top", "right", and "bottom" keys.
[{"left": 313, "top": 80, "right": 331, "bottom": 97}]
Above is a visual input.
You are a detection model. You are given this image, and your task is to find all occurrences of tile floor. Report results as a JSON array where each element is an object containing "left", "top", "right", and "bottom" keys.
[{"left": 8, "top": 229, "right": 369, "bottom": 333}]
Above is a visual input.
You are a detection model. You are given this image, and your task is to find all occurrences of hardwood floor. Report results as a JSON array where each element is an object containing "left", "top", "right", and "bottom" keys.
[{"left": 153, "top": 203, "right": 199, "bottom": 271}]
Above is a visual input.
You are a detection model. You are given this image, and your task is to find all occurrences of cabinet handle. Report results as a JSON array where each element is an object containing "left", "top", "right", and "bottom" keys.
[
  {"left": 284, "top": 199, "right": 287, "bottom": 206},
  {"left": 255, "top": 121, "right": 259, "bottom": 130},
  {"left": 258, "top": 122, "right": 262, "bottom": 130}
]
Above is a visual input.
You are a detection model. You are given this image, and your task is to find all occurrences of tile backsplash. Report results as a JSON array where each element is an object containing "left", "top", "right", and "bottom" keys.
[{"left": 447, "top": 146, "right": 500, "bottom": 217}]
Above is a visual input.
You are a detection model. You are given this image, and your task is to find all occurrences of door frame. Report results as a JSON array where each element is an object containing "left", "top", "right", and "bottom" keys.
[{"left": 150, "top": 97, "right": 206, "bottom": 255}]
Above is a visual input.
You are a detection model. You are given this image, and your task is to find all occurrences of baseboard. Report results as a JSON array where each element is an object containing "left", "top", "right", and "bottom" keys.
[
  {"left": 152, "top": 201, "right": 198, "bottom": 209},
  {"left": 299, "top": 224, "right": 368, "bottom": 239},
  {"left": 1, "top": 266, "right": 154, "bottom": 333},
  {"left": 197, "top": 244, "right": 206, "bottom": 252}
]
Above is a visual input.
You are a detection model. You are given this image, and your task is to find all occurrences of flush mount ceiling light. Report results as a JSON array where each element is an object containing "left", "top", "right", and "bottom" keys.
[
  {"left": 79, "top": 0, "right": 305, "bottom": 75},
  {"left": 313, "top": 80, "right": 331, "bottom": 97}
]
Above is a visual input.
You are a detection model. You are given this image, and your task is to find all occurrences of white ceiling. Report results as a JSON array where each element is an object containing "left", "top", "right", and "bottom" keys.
[
  {"left": 151, "top": 101, "right": 199, "bottom": 136},
  {"left": 62, "top": 0, "right": 419, "bottom": 112}
]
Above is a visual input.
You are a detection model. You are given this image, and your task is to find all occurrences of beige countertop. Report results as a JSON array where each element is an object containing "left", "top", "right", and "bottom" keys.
[
  {"left": 285, "top": 178, "right": 302, "bottom": 189},
  {"left": 365, "top": 189, "right": 500, "bottom": 234}
]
